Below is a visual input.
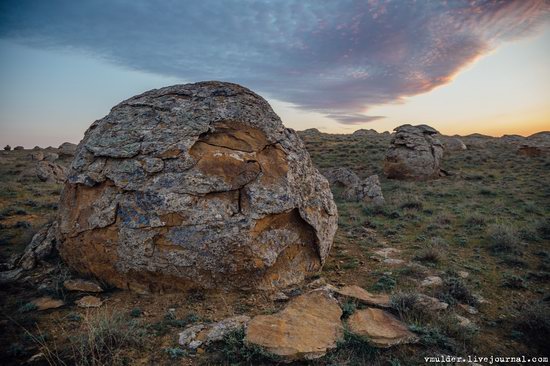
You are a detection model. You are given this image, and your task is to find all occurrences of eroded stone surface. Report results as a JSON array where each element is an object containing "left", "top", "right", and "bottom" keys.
[
  {"left": 245, "top": 290, "right": 343, "bottom": 361},
  {"left": 58, "top": 82, "right": 338, "bottom": 292},
  {"left": 384, "top": 124, "right": 444, "bottom": 180},
  {"left": 347, "top": 308, "right": 418, "bottom": 348}
]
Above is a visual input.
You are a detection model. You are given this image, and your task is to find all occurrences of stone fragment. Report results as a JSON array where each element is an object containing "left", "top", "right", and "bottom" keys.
[
  {"left": 373, "top": 248, "right": 401, "bottom": 258},
  {"left": 0, "top": 268, "right": 23, "bottom": 284},
  {"left": 245, "top": 290, "right": 343, "bottom": 361},
  {"left": 416, "top": 294, "right": 448, "bottom": 311},
  {"left": 44, "top": 152, "right": 59, "bottom": 162},
  {"left": 333, "top": 285, "right": 390, "bottom": 308},
  {"left": 179, "top": 315, "right": 250, "bottom": 350},
  {"left": 64, "top": 279, "right": 103, "bottom": 292},
  {"left": 420, "top": 276, "right": 443, "bottom": 287},
  {"left": 19, "top": 222, "right": 58, "bottom": 270},
  {"left": 58, "top": 142, "right": 77, "bottom": 156},
  {"left": 383, "top": 258, "right": 405, "bottom": 265},
  {"left": 36, "top": 161, "right": 67, "bottom": 183},
  {"left": 32, "top": 297, "right": 64, "bottom": 310},
  {"left": 58, "top": 82, "right": 337, "bottom": 292},
  {"left": 323, "top": 168, "right": 384, "bottom": 204},
  {"left": 384, "top": 124, "right": 444, "bottom": 180},
  {"left": 441, "top": 136, "right": 467, "bottom": 151},
  {"left": 455, "top": 314, "right": 472, "bottom": 327},
  {"left": 459, "top": 303, "right": 478, "bottom": 315},
  {"left": 75, "top": 295, "right": 102, "bottom": 308},
  {"left": 31, "top": 151, "right": 44, "bottom": 161},
  {"left": 347, "top": 308, "right": 418, "bottom": 348},
  {"left": 14, "top": 146, "right": 24, "bottom": 150}
]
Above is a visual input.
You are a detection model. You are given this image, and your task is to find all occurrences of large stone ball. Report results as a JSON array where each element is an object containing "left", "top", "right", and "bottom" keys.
[
  {"left": 58, "top": 82, "right": 338, "bottom": 292},
  {"left": 383, "top": 124, "right": 444, "bottom": 180}
]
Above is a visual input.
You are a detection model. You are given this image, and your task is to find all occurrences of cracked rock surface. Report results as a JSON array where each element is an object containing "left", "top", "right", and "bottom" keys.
[
  {"left": 58, "top": 81, "right": 338, "bottom": 292},
  {"left": 383, "top": 124, "right": 444, "bottom": 180}
]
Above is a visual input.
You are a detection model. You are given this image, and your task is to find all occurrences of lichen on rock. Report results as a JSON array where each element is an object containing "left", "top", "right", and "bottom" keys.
[{"left": 57, "top": 81, "right": 338, "bottom": 292}]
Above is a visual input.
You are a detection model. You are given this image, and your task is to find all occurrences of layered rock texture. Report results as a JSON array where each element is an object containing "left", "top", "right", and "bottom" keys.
[
  {"left": 57, "top": 82, "right": 337, "bottom": 292},
  {"left": 383, "top": 124, "right": 444, "bottom": 180}
]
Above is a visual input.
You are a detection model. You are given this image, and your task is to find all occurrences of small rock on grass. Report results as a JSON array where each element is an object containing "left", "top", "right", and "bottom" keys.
[
  {"left": 347, "top": 308, "right": 418, "bottom": 348},
  {"left": 420, "top": 276, "right": 443, "bottom": 287},
  {"left": 455, "top": 314, "right": 472, "bottom": 327},
  {"left": 459, "top": 303, "right": 479, "bottom": 315},
  {"left": 179, "top": 315, "right": 250, "bottom": 350},
  {"left": 416, "top": 294, "right": 448, "bottom": 311},
  {"left": 75, "top": 295, "right": 102, "bottom": 308}
]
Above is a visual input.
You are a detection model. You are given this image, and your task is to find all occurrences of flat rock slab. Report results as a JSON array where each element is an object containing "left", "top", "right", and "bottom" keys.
[
  {"left": 75, "top": 295, "right": 102, "bottom": 308},
  {"left": 245, "top": 290, "right": 343, "bottom": 361},
  {"left": 334, "top": 285, "right": 390, "bottom": 308},
  {"left": 32, "top": 297, "right": 64, "bottom": 311},
  {"left": 179, "top": 315, "right": 250, "bottom": 350},
  {"left": 347, "top": 308, "right": 418, "bottom": 348},
  {"left": 64, "top": 279, "right": 103, "bottom": 293}
]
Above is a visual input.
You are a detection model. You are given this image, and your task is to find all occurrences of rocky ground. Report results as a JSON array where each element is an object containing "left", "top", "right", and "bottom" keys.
[{"left": 1, "top": 131, "right": 549, "bottom": 365}]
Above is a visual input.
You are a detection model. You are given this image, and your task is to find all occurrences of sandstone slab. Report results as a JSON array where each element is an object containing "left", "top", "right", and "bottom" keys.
[
  {"left": 75, "top": 295, "right": 102, "bottom": 308},
  {"left": 57, "top": 82, "right": 338, "bottom": 292},
  {"left": 32, "top": 297, "right": 64, "bottom": 311},
  {"left": 245, "top": 290, "right": 343, "bottom": 361},
  {"left": 64, "top": 279, "right": 103, "bottom": 292},
  {"left": 347, "top": 308, "right": 418, "bottom": 348},
  {"left": 334, "top": 285, "right": 390, "bottom": 308}
]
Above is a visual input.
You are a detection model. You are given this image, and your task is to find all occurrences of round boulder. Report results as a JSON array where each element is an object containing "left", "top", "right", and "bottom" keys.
[
  {"left": 58, "top": 81, "right": 338, "bottom": 292},
  {"left": 383, "top": 124, "right": 444, "bottom": 180}
]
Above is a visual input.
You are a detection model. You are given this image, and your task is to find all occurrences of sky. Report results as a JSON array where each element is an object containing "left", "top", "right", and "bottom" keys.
[{"left": 0, "top": 0, "right": 549, "bottom": 148}]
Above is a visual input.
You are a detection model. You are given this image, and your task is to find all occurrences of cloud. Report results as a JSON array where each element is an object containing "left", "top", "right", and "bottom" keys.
[
  {"left": 0, "top": 0, "right": 548, "bottom": 124},
  {"left": 326, "top": 113, "right": 384, "bottom": 125}
]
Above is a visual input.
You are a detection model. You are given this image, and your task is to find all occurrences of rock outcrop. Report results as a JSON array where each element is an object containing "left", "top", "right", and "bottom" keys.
[
  {"left": 245, "top": 290, "right": 343, "bottom": 361},
  {"left": 36, "top": 161, "right": 67, "bottom": 183},
  {"left": 323, "top": 168, "right": 384, "bottom": 205},
  {"left": 57, "top": 82, "right": 338, "bottom": 292},
  {"left": 383, "top": 124, "right": 444, "bottom": 180},
  {"left": 4, "top": 145, "right": 11, "bottom": 151},
  {"left": 14, "top": 146, "right": 24, "bottom": 150}
]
